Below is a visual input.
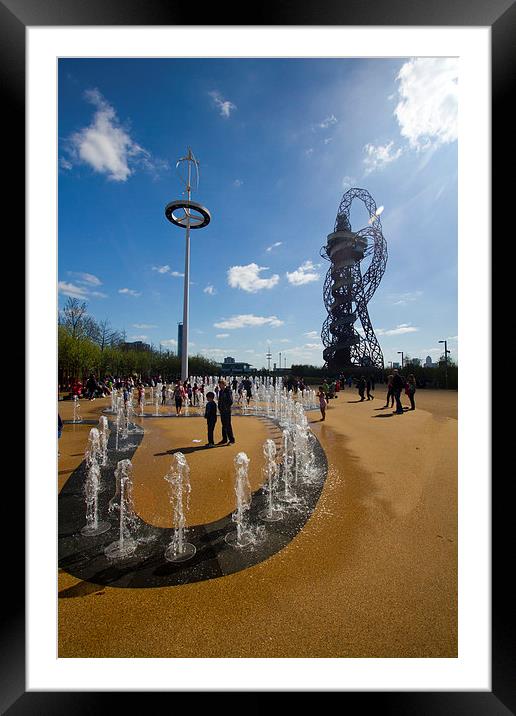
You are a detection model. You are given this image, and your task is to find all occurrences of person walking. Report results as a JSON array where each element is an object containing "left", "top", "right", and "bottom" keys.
[
  {"left": 392, "top": 369, "right": 405, "bottom": 414},
  {"left": 383, "top": 374, "right": 395, "bottom": 408},
  {"left": 217, "top": 379, "right": 235, "bottom": 444},
  {"left": 358, "top": 376, "right": 366, "bottom": 401},
  {"left": 173, "top": 381, "right": 186, "bottom": 416},
  {"left": 366, "top": 376, "right": 374, "bottom": 400},
  {"left": 204, "top": 391, "right": 217, "bottom": 446},
  {"left": 406, "top": 374, "right": 417, "bottom": 410}
]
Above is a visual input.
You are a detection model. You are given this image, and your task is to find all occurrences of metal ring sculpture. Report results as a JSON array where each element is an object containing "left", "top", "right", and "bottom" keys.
[
  {"left": 320, "top": 188, "right": 387, "bottom": 371},
  {"left": 165, "top": 199, "right": 211, "bottom": 229}
]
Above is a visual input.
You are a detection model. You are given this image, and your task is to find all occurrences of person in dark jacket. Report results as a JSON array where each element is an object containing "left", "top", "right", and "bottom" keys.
[
  {"left": 392, "top": 369, "right": 405, "bottom": 414},
  {"left": 204, "top": 391, "right": 217, "bottom": 446},
  {"left": 358, "top": 376, "right": 366, "bottom": 401},
  {"left": 366, "top": 376, "right": 374, "bottom": 400},
  {"left": 217, "top": 379, "right": 235, "bottom": 444}
]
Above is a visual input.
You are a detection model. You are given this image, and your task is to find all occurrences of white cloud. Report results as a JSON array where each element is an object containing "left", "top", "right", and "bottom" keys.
[
  {"left": 160, "top": 338, "right": 178, "bottom": 348},
  {"left": 227, "top": 263, "right": 279, "bottom": 293},
  {"left": 324, "top": 137, "right": 333, "bottom": 145},
  {"left": 216, "top": 333, "right": 229, "bottom": 339},
  {"left": 130, "top": 334, "right": 148, "bottom": 342},
  {"left": 58, "top": 280, "right": 107, "bottom": 300},
  {"left": 58, "top": 281, "right": 89, "bottom": 299},
  {"left": 305, "top": 148, "right": 314, "bottom": 157},
  {"left": 118, "top": 288, "right": 141, "bottom": 297},
  {"left": 233, "top": 179, "right": 243, "bottom": 188},
  {"left": 363, "top": 141, "right": 403, "bottom": 174},
  {"left": 286, "top": 260, "right": 320, "bottom": 286},
  {"left": 265, "top": 242, "right": 282, "bottom": 253},
  {"left": 304, "top": 330, "right": 319, "bottom": 339},
  {"left": 389, "top": 290, "right": 423, "bottom": 306},
  {"left": 304, "top": 343, "right": 323, "bottom": 350},
  {"left": 152, "top": 265, "right": 171, "bottom": 274},
  {"left": 67, "top": 271, "right": 103, "bottom": 287},
  {"left": 214, "top": 314, "right": 284, "bottom": 330},
  {"left": 209, "top": 90, "right": 237, "bottom": 118},
  {"left": 204, "top": 285, "right": 216, "bottom": 295},
  {"left": 170, "top": 271, "right": 184, "bottom": 278},
  {"left": 279, "top": 338, "right": 291, "bottom": 343},
  {"left": 65, "top": 89, "right": 166, "bottom": 182},
  {"left": 394, "top": 58, "right": 458, "bottom": 151},
  {"left": 376, "top": 324, "right": 419, "bottom": 336},
  {"left": 316, "top": 114, "right": 338, "bottom": 129},
  {"left": 133, "top": 323, "right": 157, "bottom": 329}
]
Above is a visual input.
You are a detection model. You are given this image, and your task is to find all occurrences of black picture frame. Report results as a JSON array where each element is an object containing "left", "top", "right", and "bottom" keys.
[{"left": 7, "top": 0, "right": 512, "bottom": 711}]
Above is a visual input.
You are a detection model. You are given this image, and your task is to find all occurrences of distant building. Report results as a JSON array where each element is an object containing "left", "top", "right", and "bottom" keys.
[
  {"left": 120, "top": 341, "right": 151, "bottom": 352},
  {"left": 425, "top": 355, "right": 437, "bottom": 368},
  {"left": 219, "top": 356, "right": 253, "bottom": 375},
  {"left": 177, "top": 323, "right": 183, "bottom": 359}
]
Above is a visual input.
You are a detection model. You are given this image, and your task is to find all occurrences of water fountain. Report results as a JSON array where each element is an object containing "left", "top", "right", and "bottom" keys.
[
  {"left": 225, "top": 452, "right": 265, "bottom": 548},
  {"left": 72, "top": 395, "right": 81, "bottom": 423},
  {"left": 259, "top": 439, "right": 284, "bottom": 523},
  {"left": 105, "top": 459, "right": 138, "bottom": 559},
  {"left": 164, "top": 452, "right": 196, "bottom": 562},
  {"left": 80, "top": 458, "right": 111, "bottom": 536},
  {"left": 98, "top": 416, "right": 109, "bottom": 466},
  {"left": 154, "top": 389, "right": 160, "bottom": 416}
]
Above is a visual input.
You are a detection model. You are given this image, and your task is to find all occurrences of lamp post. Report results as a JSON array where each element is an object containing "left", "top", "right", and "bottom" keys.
[
  {"left": 397, "top": 351, "right": 404, "bottom": 368},
  {"left": 279, "top": 352, "right": 281, "bottom": 373},
  {"left": 438, "top": 340, "right": 450, "bottom": 389},
  {"left": 165, "top": 148, "right": 211, "bottom": 382}
]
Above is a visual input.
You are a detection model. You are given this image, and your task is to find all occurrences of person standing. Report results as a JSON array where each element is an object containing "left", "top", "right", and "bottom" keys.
[
  {"left": 406, "top": 374, "right": 417, "bottom": 410},
  {"left": 392, "top": 369, "right": 405, "bottom": 414},
  {"left": 217, "top": 379, "right": 235, "bottom": 445},
  {"left": 204, "top": 391, "right": 217, "bottom": 446},
  {"left": 173, "top": 380, "right": 186, "bottom": 416},
  {"left": 383, "top": 374, "right": 395, "bottom": 408},
  {"left": 317, "top": 386, "right": 327, "bottom": 421}
]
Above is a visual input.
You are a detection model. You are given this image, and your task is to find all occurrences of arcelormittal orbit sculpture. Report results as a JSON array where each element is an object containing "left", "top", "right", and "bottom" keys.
[{"left": 320, "top": 188, "right": 387, "bottom": 371}]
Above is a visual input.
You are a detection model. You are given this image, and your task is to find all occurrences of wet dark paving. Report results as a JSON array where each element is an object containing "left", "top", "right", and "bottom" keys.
[{"left": 58, "top": 419, "right": 328, "bottom": 588}]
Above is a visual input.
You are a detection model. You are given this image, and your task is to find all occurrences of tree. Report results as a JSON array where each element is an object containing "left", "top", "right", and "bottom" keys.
[{"left": 59, "top": 297, "right": 88, "bottom": 339}]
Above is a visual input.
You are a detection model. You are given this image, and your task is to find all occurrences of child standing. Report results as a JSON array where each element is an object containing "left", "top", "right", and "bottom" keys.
[
  {"left": 204, "top": 391, "right": 217, "bottom": 446},
  {"left": 317, "top": 386, "right": 327, "bottom": 421}
]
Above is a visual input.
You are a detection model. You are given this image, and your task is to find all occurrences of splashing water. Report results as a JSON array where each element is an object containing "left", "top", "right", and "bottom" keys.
[
  {"left": 81, "top": 458, "right": 111, "bottom": 537},
  {"left": 259, "top": 439, "right": 284, "bottom": 523},
  {"left": 225, "top": 452, "right": 265, "bottom": 548},
  {"left": 72, "top": 396, "right": 81, "bottom": 423},
  {"left": 164, "top": 452, "right": 196, "bottom": 562},
  {"left": 98, "top": 416, "right": 109, "bottom": 466},
  {"left": 105, "top": 459, "right": 138, "bottom": 559}
]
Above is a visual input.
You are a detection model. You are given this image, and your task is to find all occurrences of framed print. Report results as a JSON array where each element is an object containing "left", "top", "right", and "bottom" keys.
[{"left": 5, "top": 0, "right": 512, "bottom": 709}]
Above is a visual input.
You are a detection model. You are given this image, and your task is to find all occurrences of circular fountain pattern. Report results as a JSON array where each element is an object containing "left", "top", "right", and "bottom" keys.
[{"left": 58, "top": 414, "right": 328, "bottom": 589}]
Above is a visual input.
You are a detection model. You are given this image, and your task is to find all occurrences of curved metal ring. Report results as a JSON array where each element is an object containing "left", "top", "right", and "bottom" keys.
[{"left": 164, "top": 199, "right": 211, "bottom": 229}]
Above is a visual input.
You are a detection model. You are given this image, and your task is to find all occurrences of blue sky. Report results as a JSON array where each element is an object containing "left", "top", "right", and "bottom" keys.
[{"left": 58, "top": 57, "right": 458, "bottom": 368}]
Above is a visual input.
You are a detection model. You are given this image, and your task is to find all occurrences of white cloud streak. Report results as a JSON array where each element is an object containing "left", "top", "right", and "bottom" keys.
[
  {"left": 214, "top": 314, "right": 284, "bottom": 330},
  {"left": 286, "top": 260, "right": 320, "bottom": 286},
  {"left": 227, "top": 263, "right": 279, "bottom": 293},
  {"left": 65, "top": 89, "right": 167, "bottom": 181},
  {"left": 118, "top": 288, "right": 141, "bottom": 297},
  {"left": 394, "top": 58, "right": 458, "bottom": 151},
  {"left": 376, "top": 323, "right": 419, "bottom": 336},
  {"left": 363, "top": 141, "right": 403, "bottom": 174},
  {"left": 209, "top": 90, "right": 237, "bottom": 118}
]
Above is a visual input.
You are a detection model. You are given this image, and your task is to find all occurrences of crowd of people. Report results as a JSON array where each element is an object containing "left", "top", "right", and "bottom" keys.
[{"left": 60, "top": 368, "right": 418, "bottom": 446}]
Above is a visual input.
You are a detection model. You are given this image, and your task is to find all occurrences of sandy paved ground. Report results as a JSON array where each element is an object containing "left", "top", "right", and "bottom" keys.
[{"left": 58, "top": 387, "right": 457, "bottom": 657}]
